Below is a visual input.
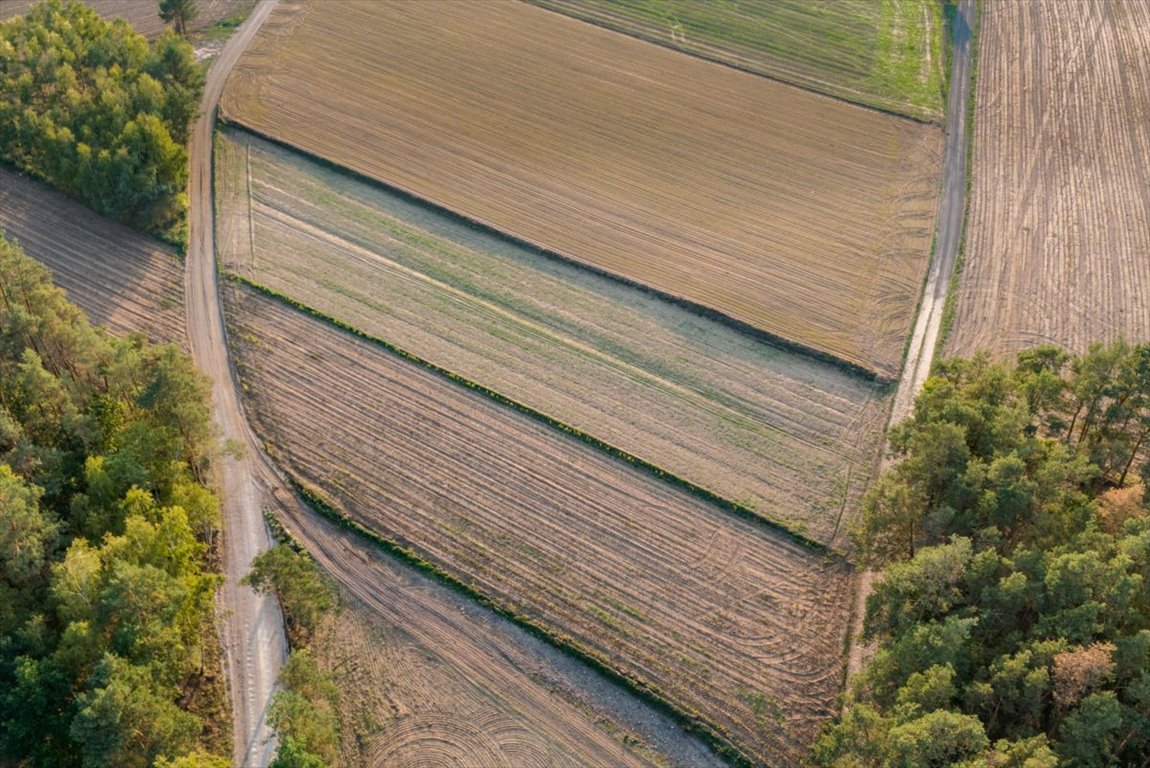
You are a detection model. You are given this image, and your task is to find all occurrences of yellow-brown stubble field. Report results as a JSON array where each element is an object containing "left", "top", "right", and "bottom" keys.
[{"left": 220, "top": 0, "right": 942, "bottom": 378}]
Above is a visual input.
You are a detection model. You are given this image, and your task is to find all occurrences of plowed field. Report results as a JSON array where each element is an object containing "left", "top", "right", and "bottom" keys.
[
  {"left": 216, "top": 128, "right": 888, "bottom": 547},
  {"left": 0, "top": 167, "right": 185, "bottom": 346},
  {"left": 531, "top": 0, "right": 946, "bottom": 121},
  {"left": 220, "top": 0, "right": 942, "bottom": 377},
  {"left": 946, "top": 0, "right": 1150, "bottom": 357},
  {"left": 227, "top": 286, "right": 855, "bottom": 766},
  {"left": 284, "top": 501, "right": 720, "bottom": 768}
]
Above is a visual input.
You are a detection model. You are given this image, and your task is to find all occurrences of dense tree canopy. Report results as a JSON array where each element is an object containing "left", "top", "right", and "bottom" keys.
[
  {"left": 0, "top": 0, "right": 203, "bottom": 237},
  {"left": 816, "top": 343, "right": 1150, "bottom": 766},
  {"left": 159, "top": 0, "right": 199, "bottom": 37},
  {"left": 0, "top": 234, "right": 226, "bottom": 765}
]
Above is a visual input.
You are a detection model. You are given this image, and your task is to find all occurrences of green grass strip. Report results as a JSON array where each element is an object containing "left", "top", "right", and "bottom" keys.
[
  {"left": 229, "top": 274, "right": 835, "bottom": 555},
  {"left": 286, "top": 476, "right": 757, "bottom": 768}
]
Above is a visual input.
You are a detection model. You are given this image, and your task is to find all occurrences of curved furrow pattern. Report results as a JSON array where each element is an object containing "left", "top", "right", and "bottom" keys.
[{"left": 227, "top": 286, "right": 854, "bottom": 765}]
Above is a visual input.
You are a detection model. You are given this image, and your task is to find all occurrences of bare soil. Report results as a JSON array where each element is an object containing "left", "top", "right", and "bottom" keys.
[
  {"left": 220, "top": 0, "right": 942, "bottom": 377},
  {"left": 946, "top": 0, "right": 1150, "bottom": 358},
  {"left": 285, "top": 508, "right": 721, "bottom": 768},
  {"left": 227, "top": 285, "right": 856, "bottom": 766},
  {"left": 215, "top": 128, "right": 890, "bottom": 548},
  {"left": 0, "top": 167, "right": 186, "bottom": 347}
]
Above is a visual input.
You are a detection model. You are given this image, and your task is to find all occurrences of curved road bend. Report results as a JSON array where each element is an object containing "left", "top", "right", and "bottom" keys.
[
  {"left": 846, "top": 0, "right": 977, "bottom": 683},
  {"left": 184, "top": 2, "right": 283, "bottom": 766}
]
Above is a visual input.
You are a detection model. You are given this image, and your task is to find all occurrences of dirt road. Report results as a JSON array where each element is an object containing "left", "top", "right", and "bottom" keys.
[
  {"left": 190, "top": 3, "right": 728, "bottom": 765},
  {"left": 184, "top": 2, "right": 283, "bottom": 765},
  {"left": 847, "top": 0, "right": 977, "bottom": 684},
  {"left": 889, "top": 0, "right": 977, "bottom": 427}
]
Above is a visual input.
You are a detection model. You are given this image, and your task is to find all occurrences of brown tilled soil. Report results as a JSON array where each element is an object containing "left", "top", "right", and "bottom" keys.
[
  {"left": 946, "top": 0, "right": 1150, "bottom": 358},
  {"left": 0, "top": 168, "right": 186, "bottom": 347},
  {"left": 216, "top": 128, "right": 890, "bottom": 548},
  {"left": 227, "top": 285, "right": 855, "bottom": 766},
  {"left": 0, "top": 0, "right": 254, "bottom": 37},
  {"left": 287, "top": 507, "right": 721, "bottom": 768},
  {"left": 220, "top": 0, "right": 942, "bottom": 377}
]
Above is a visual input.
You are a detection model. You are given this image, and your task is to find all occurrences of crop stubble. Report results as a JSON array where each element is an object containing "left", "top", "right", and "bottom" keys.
[
  {"left": 946, "top": 0, "right": 1150, "bottom": 358},
  {"left": 220, "top": 0, "right": 942, "bottom": 377},
  {"left": 0, "top": 168, "right": 185, "bottom": 346},
  {"left": 216, "top": 129, "right": 889, "bottom": 546},
  {"left": 227, "top": 286, "right": 855, "bottom": 766}
]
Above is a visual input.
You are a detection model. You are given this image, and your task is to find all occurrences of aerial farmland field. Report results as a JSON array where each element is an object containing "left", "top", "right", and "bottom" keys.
[
  {"left": 0, "top": 167, "right": 185, "bottom": 346},
  {"left": 945, "top": 0, "right": 1150, "bottom": 358},
  {"left": 216, "top": 128, "right": 889, "bottom": 546},
  {"left": 283, "top": 496, "right": 721, "bottom": 768},
  {"left": 220, "top": 0, "right": 942, "bottom": 377},
  {"left": 226, "top": 286, "right": 856, "bottom": 766},
  {"left": 531, "top": 0, "right": 946, "bottom": 121}
]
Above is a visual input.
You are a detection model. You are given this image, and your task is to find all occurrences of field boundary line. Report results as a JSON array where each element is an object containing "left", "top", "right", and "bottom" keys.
[
  {"left": 216, "top": 120, "right": 892, "bottom": 384},
  {"left": 280, "top": 474, "right": 757, "bottom": 768},
  {"left": 527, "top": 1, "right": 945, "bottom": 126},
  {"left": 229, "top": 274, "right": 837, "bottom": 554}
]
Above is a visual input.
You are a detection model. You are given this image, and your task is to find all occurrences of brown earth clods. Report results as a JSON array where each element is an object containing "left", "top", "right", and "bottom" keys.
[
  {"left": 220, "top": 0, "right": 942, "bottom": 378},
  {"left": 946, "top": 0, "right": 1150, "bottom": 358},
  {"left": 0, "top": 167, "right": 186, "bottom": 347},
  {"left": 227, "top": 286, "right": 856, "bottom": 767}
]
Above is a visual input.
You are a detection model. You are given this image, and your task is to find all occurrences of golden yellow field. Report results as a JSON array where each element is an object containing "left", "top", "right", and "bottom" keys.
[{"left": 220, "top": 0, "right": 942, "bottom": 377}]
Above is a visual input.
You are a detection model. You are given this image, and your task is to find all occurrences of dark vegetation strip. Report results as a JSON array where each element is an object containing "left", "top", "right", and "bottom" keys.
[
  {"left": 218, "top": 119, "right": 889, "bottom": 384},
  {"left": 284, "top": 476, "right": 755, "bottom": 768},
  {"left": 229, "top": 274, "right": 834, "bottom": 554}
]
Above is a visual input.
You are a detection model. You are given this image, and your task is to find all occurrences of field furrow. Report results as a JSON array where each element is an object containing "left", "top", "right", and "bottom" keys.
[
  {"left": 227, "top": 286, "right": 855, "bottom": 766},
  {"left": 530, "top": 0, "right": 946, "bottom": 121},
  {"left": 220, "top": 0, "right": 942, "bottom": 377},
  {"left": 216, "top": 128, "right": 889, "bottom": 546},
  {"left": 946, "top": 0, "right": 1150, "bottom": 357},
  {"left": 0, "top": 167, "right": 185, "bottom": 347}
]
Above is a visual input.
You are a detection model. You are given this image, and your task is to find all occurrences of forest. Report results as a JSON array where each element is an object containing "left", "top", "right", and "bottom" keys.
[
  {"left": 0, "top": 0, "right": 203, "bottom": 239},
  {"left": 0, "top": 234, "right": 228, "bottom": 767},
  {"left": 818, "top": 343, "right": 1150, "bottom": 766}
]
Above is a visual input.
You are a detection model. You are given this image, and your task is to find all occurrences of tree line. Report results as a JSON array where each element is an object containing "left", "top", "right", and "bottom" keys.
[
  {"left": 0, "top": 0, "right": 204, "bottom": 239},
  {"left": 816, "top": 342, "right": 1150, "bottom": 766},
  {"left": 0, "top": 234, "right": 228, "bottom": 766}
]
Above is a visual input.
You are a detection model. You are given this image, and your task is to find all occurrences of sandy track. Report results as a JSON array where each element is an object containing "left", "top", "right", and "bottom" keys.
[
  {"left": 277, "top": 490, "right": 721, "bottom": 768},
  {"left": 228, "top": 285, "right": 855, "bottom": 765},
  {"left": 0, "top": 167, "right": 185, "bottom": 347},
  {"left": 946, "top": 0, "right": 1150, "bottom": 357},
  {"left": 220, "top": 0, "right": 941, "bottom": 377},
  {"left": 215, "top": 128, "right": 890, "bottom": 548},
  {"left": 183, "top": 2, "right": 285, "bottom": 765}
]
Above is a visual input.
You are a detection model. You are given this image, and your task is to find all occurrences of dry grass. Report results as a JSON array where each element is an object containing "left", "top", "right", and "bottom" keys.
[
  {"left": 945, "top": 0, "right": 1150, "bottom": 358},
  {"left": 0, "top": 167, "right": 185, "bottom": 347},
  {"left": 220, "top": 0, "right": 942, "bottom": 377},
  {"left": 216, "top": 128, "right": 889, "bottom": 547},
  {"left": 227, "top": 285, "right": 856, "bottom": 766}
]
